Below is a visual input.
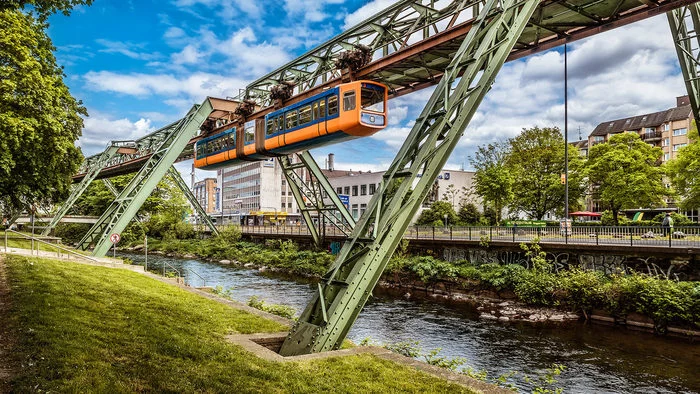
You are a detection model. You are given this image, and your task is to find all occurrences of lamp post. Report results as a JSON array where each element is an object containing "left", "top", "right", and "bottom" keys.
[{"left": 444, "top": 213, "right": 448, "bottom": 228}]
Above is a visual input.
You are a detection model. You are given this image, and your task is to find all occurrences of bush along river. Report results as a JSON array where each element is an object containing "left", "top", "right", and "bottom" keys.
[{"left": 121, "top": 251, "right": 699, "bottom": 394}]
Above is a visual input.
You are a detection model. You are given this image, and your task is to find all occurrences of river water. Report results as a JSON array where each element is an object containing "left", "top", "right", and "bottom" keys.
[{"left": 124, "top": 253, "right": 699, "bottom": 393}]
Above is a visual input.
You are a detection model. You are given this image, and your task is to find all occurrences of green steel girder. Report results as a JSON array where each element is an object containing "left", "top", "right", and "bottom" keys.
[
  {"left": 239, "top": 0, "right": 694, "bottom": 107},
  {"left": 102, "top": 179, "right": 120, "bottom": 196},
  {"left": 668, "top": 3, "right": 700, "bottom": 122},
  {"left": 278, "top": 152, "right": 355, "bottom": 246},
  {"left": 166, "top": 166, "right": 220, "bottom": 236},
  {"left": 280, "top": 0, "right": 539, "bottom": 356},
  {"left": 41, "top": 144, "right": 124, "bottom": 236},
  {"left": 77, "top": 100, "right": 214, "bottom": 257}
]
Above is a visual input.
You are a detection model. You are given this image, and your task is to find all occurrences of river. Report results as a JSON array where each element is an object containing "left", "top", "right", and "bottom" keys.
[{"left": 123, "top": 253, "right": 699, "bottom": 393}]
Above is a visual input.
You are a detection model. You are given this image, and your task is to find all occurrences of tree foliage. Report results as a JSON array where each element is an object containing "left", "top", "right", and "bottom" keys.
[
  {"left": 416, "top": 201, "right": 458, "bottom": 226},
  {"left": 470, "top": 142, "right": 512, "bottom": 223},
  {"left": 506, "top": 127, "right": 586, "bottom": 220},
  {"left": 0, "top": 0, "right": 92, "bottom": 21},
  {"left": 0, "top": 9, "right": 86, "bottom": 216},
  {"left": 666, "top": 124, "right": 700, "bottom": 210},
  {"left": 458, "top": 202, "right": 482, "bottom": 225},
  {"left": 586, "top": 132, "right": 666, "bottom": 224}
]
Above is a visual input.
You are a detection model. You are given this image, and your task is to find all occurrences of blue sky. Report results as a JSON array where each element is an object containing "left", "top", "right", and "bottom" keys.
[{"left": 46, "top": 0, "right": 687, "bottom": 180}]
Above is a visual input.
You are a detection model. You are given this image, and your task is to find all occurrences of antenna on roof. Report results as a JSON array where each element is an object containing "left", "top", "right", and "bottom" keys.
[{"left": 578, "top": 126, "right": 581, "bottom": 140}]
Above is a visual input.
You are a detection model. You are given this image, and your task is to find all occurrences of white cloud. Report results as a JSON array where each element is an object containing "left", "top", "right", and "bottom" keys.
[
  {"left": 343, "top": 0, "right": 395, "bottom": 29},
  {"left": 95, "top": 39, "right": 161, "bottom": 61},
  {"left": 171, "top": 0, "right": 262, "bottom": 20},
  {"left": 78, "top": 112, "right": 157, "bottom": 156}
]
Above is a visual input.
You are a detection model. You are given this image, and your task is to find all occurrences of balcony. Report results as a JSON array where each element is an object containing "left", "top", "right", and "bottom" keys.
[{"left": 642, "top": 130, "right": 663, "bottom": 141}]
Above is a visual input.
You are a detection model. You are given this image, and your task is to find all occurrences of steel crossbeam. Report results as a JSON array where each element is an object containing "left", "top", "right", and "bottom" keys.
[
  {"left": 41, "top": 144, "right": 122, "bottom": 236},
  {"left": 668, "top": 3, "right": 700, "bottom": 122},
  {"left": 166, "top": 166, "right": 220, "bottom": 236},
  {"left": 278, "top": 152, "right": 355, "bottom": 246},
  {"left": 280, "top": 0, "right": 539, "bottom": 356},
  {"left": 102, "top": 179, "right": 120, "bottom": 196},
  {"left": 77, "top": 100, "right": 214, "bottom": 256}
]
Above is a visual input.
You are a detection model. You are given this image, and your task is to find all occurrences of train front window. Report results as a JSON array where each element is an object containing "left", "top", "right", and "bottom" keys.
[
  {"left": 343, "top": 91, "right": 356, "bottom": 111},
  {"left": 361, "top": 86, "right": 385, "bottom": 113}
]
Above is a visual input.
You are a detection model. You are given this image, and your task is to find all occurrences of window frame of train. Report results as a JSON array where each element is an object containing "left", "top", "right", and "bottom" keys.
[
  {"left": 299, "top": 104, "right": 312, "bottom": 125},
  {"left": 244, "top": 121, "right": 255, "bottom": 146},
  {"left": 285, "top": 110, "right": 299, "bottom": 130},
  {"left": 361, "top": 84, "right": 385, "bottom": 113},
  {"left": 328, "top": 95, "right": 339, "bottom": 116},
  {"left": 343, "top": 91, "right": 356, "bottom": 112},
  {"left": 266, "top": 117, "right": 277, "bottom": 136}
]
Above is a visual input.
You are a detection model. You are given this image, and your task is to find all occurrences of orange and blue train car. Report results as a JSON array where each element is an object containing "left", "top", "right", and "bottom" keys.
[{"left": 194, "top": 80, "right": 388, "bottom": 170}]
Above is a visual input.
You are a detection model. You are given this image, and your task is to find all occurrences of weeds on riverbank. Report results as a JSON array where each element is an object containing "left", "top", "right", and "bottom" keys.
[
  {"left": 247, "top": 296, "right": 296, "bottom": 319},
  {"left": 360, "top": 338, "right": 565, "bottom": 393},
  {"left": 141, "top": 235, "right": 699, "bottom": 333}
]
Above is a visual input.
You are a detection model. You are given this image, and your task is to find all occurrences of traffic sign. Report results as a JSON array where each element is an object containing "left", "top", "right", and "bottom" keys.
[{"left": 110, "top": 233, "right": 121, "bottom": 244}]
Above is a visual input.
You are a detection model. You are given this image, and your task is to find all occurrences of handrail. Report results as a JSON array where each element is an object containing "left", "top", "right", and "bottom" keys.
[
  {"left": 162, "top": 260, "right": 181, "bottom": 279},
  {"left": 183, "top": 267, "right": 206, "bottom": 287},
  {"left": 4, "top": 229, "right": 102, "bottom": 263}
]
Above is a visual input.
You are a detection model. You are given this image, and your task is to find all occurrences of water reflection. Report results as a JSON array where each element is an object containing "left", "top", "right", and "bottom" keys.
[{"left": 125, "top": 253, "right": 700, "bottom": 393}]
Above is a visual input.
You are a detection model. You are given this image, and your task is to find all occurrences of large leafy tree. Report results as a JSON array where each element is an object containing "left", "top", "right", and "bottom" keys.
[
  {"left": 470, "top": 142, "right": 512, "bottom": 223},
  {"left": 666, "top": 125, "right": 700, "bottom": 210},
  {"left": 506, "top": 127, "right": 585, "bottom": 220},
  {"left": 0, "top": 0, "right": 92, "bottom": 20},
  {"left": 0, "top": 8, "right": 87, "bottom": 216},
  {"left": 586, "top": 132, "right": 666, "bottom": 224},
  {"left": 416, "top": 201, "right": 458, "bottom": 226}
]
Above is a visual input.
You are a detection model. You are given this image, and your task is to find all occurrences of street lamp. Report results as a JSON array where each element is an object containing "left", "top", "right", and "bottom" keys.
[{"left": 444, "top": 213, "right": 448, "bottom": 228}]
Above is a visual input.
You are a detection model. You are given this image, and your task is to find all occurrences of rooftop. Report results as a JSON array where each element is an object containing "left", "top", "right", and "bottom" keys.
[{"left": 589, "top": 104, "right": 692, "bottom": 137}]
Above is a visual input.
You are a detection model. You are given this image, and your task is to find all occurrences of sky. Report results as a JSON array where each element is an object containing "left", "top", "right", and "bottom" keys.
[{"left": 46, "top": 0, "right": 687, "bottom": 183}]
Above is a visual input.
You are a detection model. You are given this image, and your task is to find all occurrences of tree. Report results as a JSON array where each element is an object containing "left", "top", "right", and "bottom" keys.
[
  {"left": 1, "top": 0, "right": 92, "bottom": 21},
  {"left": 666, "top": 124, "right": 700, "bottom": 210},
  {"left": 416, "top": 201, "right": 458, "bottom": 227},
  {"left": 458, "top": 202, "right": 481, "bottom": 225},
  {"left": 506, "top": 127, "right": 586, "bottom": 220},
  {"left": 586, "top": 132, "right": 667, "bottom": 225},
  {"left": 470, "top": 142, "right": 512, "bottom": 223},
  {"left": 0, "top": 9, "right": 87, "bottom": 217},
  {"left": 441, "top": 183, "right": 463, "bottom": 210}
]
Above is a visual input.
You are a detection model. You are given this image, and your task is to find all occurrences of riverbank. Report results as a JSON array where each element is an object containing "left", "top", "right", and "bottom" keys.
[
  {"left": 132, "top": 237, "right": 700, "bottom": 336},
  {"left": 0, "top": 254, "right": 491, "bottom": 393}
]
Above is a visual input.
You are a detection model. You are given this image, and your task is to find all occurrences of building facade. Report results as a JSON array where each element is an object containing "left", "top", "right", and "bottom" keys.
[{"left": 193, "top": 178, "right": 217, "bottom": 214}]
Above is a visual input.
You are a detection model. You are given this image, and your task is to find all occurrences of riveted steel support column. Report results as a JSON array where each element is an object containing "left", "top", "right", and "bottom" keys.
[
  {"left": 42, "top": 145, "right": 120, "bottom": 236},
  {"left": 77, "top": 100, "right": 213, "bottom": 256},
  {"left": 280, "top": 0, "right": 539, "bottom": 355},
  {"left": 279, "top": 151, "right": 355, "bottom": 247},
  {"left": 668, "top": 3, "right": 700, "bottom": 122},
  {"left": 102, "top": 179, "right": 120, "bottom": 196},
  {"left": 166, "top": 166, "right": 219, "bottom": 236}
]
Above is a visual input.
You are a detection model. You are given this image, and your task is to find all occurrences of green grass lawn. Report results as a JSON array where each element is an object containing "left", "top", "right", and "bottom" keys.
[{"left": 4, "top": 255, "right": 476, "bottom": 393}]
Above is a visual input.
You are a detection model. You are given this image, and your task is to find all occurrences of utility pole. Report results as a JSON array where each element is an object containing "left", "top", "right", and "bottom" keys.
[{"left": 564, "top": 43, "right": 569, "bottom": 222}]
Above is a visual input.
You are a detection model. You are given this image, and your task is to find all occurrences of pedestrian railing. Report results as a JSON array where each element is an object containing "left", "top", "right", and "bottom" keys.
[
  {"left": 235, "top": 225, "right": 700, "bottom": 248},
  {"left": 3, "top": 229, "right": 102, "bottom": 263}
]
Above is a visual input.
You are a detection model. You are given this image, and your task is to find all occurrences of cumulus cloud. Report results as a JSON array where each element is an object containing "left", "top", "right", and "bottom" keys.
[
  {"left": 343, "top": 0, "right": 395, "bottom": 29},
  {"left": 171, "top": 0, "right": 261, "bottom": 19},
  {"left": 78, "top": 112, "right": 157, "bottom": 156},
  {"left": 95, "top": 39, "right": 162, "bottom": 61}
]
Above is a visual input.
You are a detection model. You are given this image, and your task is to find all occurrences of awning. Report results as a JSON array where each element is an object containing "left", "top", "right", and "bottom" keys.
[{"left": 570, "top": 211, "right": 602, "bottom": 217}]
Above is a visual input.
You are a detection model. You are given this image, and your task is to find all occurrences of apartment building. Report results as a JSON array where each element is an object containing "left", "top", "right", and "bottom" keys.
[
  {"left": 588, "top": 95, "right": 693, "bottom": 163},
  {"left": 193, "top": 178, "right": 217, "bottom": 214}
]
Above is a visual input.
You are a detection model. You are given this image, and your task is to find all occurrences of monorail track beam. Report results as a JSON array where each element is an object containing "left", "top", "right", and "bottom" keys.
[{"left": 280, "top": 0, "right": 539, "bottom": 355}]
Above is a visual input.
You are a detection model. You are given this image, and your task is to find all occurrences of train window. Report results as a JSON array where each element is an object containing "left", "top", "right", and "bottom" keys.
[
  {"left": 266, "top": 118, "right": 275, "bottom": 136},
  {"left": 299, "top": 105, "right": 312, "bottom": 125},
  {"left": 312, "top": 102, "right": 320, "bottom": 120},
  {"left": 343, "top": 91, "right": 356, "bottom": 111},
  {"left": 361, "top": 86, "right": 385, "bottom": 112},
  {"left": 285, "top": 110, "right": 298, "bottom": 129},
  {"left": 319, "top": 99, "right": 326, "bottom": 118},
  {"left": 278, "top": 115, "right": 285, "bottom": 131},
  {"left": 328, "top": 95, "right": 338, "bottom": 116},
  {"left": 244, "top": 121, "right": 255, "bottom": 145}
]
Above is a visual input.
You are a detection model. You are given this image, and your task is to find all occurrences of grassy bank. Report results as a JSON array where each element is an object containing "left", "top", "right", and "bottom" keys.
[
  {"left": 142, "top": 237, "right": 700, "bottom": 333},
  {"left": 3, "top": 255, "right": 475, "bottom": 393}
]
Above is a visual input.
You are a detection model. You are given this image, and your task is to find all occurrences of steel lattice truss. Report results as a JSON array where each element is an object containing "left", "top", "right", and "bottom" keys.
[
  {"left": 668, "top": 3, "right": 700, "bottom": 121},
  {"left": 240, "top": 0, "right": 698, "bottom": 107}
]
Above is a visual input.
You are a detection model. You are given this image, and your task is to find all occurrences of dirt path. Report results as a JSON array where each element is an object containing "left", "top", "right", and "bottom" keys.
[{"left": 0, "top": 256, "right": 17, "bottom": 393}]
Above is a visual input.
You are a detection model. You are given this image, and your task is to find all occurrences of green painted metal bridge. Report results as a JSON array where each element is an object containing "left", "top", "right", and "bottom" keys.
[{"left": 51, "top": 0, "right": 700, "bottom": 356}]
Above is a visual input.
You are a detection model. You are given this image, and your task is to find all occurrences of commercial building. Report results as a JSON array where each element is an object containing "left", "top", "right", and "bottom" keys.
[{"left": 192, "top": 178, "right": 218, "bottom": 214}]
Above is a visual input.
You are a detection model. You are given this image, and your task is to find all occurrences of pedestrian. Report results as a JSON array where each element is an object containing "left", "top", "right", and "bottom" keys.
[{"left": 661, "top": 213, "right": 673, "bottom": 236}]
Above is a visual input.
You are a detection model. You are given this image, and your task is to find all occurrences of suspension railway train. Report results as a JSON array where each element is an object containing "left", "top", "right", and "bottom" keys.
[{"left": 194, "top": 80, "right": 388, "bottom": 170}]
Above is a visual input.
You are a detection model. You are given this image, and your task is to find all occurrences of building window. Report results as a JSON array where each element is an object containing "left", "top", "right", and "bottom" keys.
[
  {"left": 360, "top": 203, "right": 367, "bottom": 216},
  {"left": 673, "top": 143, "right": 687, "bottom": 151},
  {"left": 337, "top": 187, "right": 342, "bottom": 195},
  {"left": 369, "top": 183, "right": 376, "bottom": 195},
  {"left": 663, "top": 137, "right": 670, "bottom": 146},
  {"left": 344, "top": 186, "right": 350, "bottom": 195},
  {"left": 360, "top": 184, "right": 367, "bottom": 195},
  {"left": 662, "top": 124, "right": 670, "bottom": 131},
  {"left": 673, "top": 128, "right": 687, "bottom": 136},
  {"left": 281, "top": 202, "right": 286, "bottom": 208},
  {"left": 664, "top": 153, "right": 670, "bottom": 161},
  {"left": 352, "top": 185, "right": 358, "bottom": 196},
  {"left": 352, "top": 204, "right": 358, "bottom": 219}
]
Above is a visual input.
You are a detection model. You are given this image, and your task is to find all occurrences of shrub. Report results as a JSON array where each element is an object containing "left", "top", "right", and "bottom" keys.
[
  {"left": 247, "top": 296, "right": 295, "bottom": 319},
  {"left": 216, "top": 225, "right": 242, "bottom": 243}
]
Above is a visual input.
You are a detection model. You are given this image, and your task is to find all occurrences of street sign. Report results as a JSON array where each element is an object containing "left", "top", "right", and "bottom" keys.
[
  {"left": 339, "top": 194, "right": 350, "bottom": 209},
  {"left": 109, "top": 233, "right": 121, "bottom": 244}
]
